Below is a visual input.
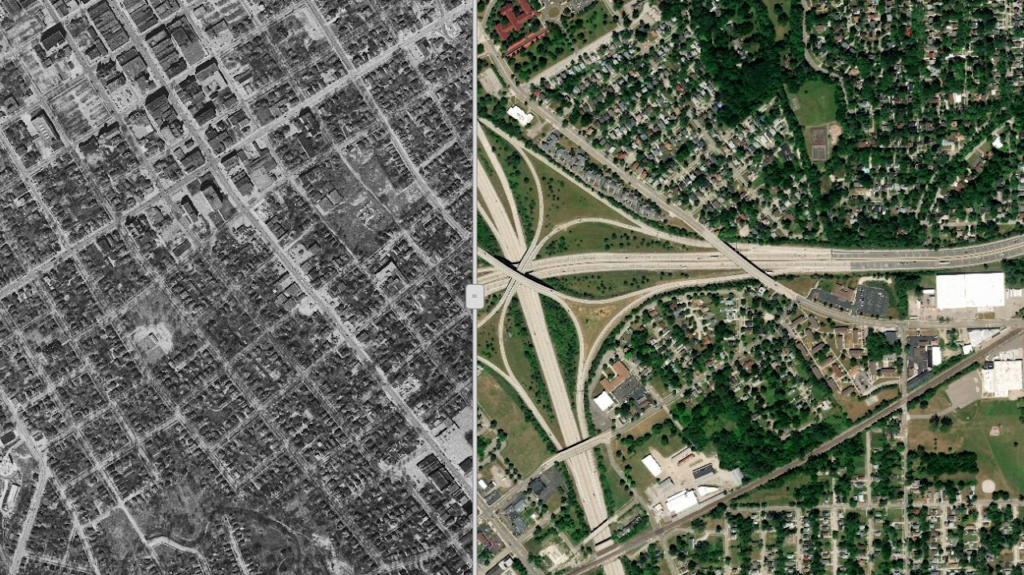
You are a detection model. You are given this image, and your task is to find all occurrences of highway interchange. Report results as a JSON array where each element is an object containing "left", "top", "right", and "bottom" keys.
[{"left": 474, "top": 4, "right": 1024, "bottom": 574}]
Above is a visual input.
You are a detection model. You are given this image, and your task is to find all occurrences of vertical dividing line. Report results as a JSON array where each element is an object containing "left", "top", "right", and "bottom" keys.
[{"left": 471, "top": 0, "right": 481, "bottom": 571}]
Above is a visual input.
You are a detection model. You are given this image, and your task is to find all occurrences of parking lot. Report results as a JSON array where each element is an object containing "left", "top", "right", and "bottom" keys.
[{"left": 852, "top": 286, "right": 889, "bottom": 317}]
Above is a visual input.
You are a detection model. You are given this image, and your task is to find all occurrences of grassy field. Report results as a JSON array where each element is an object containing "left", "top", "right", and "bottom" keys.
[
  {"left": 835, "top": 386, "right": 899, "bottom": 421},
  {"left": 790, "top": 80, "right": 838, "bottom": 127},
  {"left": 542, "top": 296, "right": 580, "bottom": 408},
  {"left": 503, "top": 296, "right": 564, "bottom": 446},
  {"left": 613, "top": 413, "right": 687, "bottom": 496},
  {"left": 597, "top": 444, "right": 633, "bottom": 512},
  {"left": 909, "top": 388, "right": 952, "bottom": 415},
  {"left": 737, "top": 470, "right": 813, "bottom": 506},
  {"left": 478, "top": 141, "right": 517, "bottom": 230},
  {"left": 908, "top": 400, "right": 1024, "bottom": 496},
  {"left": 778, "top": 276, "right": 819, "bottom": 297},
  {"left": 530, "top": 154, "right": 632, "bottom": 236},
  {"left": 478, "top": 369, "right": 555, "bottom": 477},
  {"left": 539, "top": 221, "right": 699, "bottom": 258},
  {"left": 478, "top": 312, "right": 502, "bottom": 364},
  {"left": 509, "top": 2, "right": 617, "bottom": 82},
  {"left": 564, "top": 295, "right": 643, "bottom": 356},
  {"left": 761, "top": 0, "right": 792, "bottom": 39},
  {"left": 546, "top": 270, "right": 696, "bottom": 299},
  {"left": 485, "top": 129, "right": 539, "bottom": 242}
]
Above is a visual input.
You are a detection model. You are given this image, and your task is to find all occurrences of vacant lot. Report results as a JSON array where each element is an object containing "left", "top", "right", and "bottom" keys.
[
  {"left": 835, "top": 386, "right": 899, "bottom": 421},
  {"left": 479, "top": 369, "right": 555, "bottom": 477}
]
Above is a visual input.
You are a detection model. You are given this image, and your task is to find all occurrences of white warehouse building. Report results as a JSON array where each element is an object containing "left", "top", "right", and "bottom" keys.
[
  {"left": 641, "top": 454, "right": 663, "bottom": 477},
  {"left": 935, "top": 272, "right": 1005, "bottom": 310},
  {"left": 665, "top": 490, "right": 699, "bottom": 515}
]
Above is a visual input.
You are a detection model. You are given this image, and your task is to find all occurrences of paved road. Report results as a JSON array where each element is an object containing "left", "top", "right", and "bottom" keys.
[
  {"left": 476, "top": 241, "right": 1024, "bottom": 296},
  {"left": 477, "top": 120, "right": 1024, "bottom": 333},
  {"left": 562, "top": 326, "right": 1024, "bottom": 575},
  {"left": 476, "top": 36, "right": 1024, "bottom": 274},
  {"left": 478, "top": 125, "right": 529, "bottom": 257},
  {"left": 478, "top": 157, "right": 528, "bottom": 259},
  {"left": 477, "top": 20, "right": 1024, "bottom": 574},
  {"left": 516, "top": 287, "right": 618, "bottom": 549}
]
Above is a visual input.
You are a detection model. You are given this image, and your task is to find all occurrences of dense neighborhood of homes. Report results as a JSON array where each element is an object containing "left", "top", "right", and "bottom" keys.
[
  {"left": 0, "top": 0, "right": 474, "bottom": 573},
  {"left": 476, "top": 0, "right": 1024, "bottom": 574}
]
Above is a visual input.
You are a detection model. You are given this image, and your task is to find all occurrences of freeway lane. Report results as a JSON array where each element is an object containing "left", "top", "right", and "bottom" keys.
[
  {"left": 476, "top": 247, "right": 1024, "bottom": 296},
  {"left": 479, "top": 247, "right": 1024, "bottom": 330},
  {"left": 563, "top": 326, "right": 1024, "bottom": 575},
  {"left": 516, "top": 286, "right": 625, "bottom": 574},
  {"left": 477, "top": 118, "right": 1024, "bottom": 332}
]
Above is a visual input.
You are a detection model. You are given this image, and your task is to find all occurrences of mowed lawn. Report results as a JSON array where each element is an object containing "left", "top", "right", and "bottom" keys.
[
  {"left": 909, "top": 400, "right": 1024, "bottom": 496},
  {"left": 547, "top": 270, "right": 696, "bottom": 299},
  {"left": 502, "top": 297, "right": 565, "bottom": 447},
  {"left": 539, "top": 221, "right": 700, "bottom": 259},
  {"left": 530, "top": 153, "right": 632, "bottom": 236},
  {"left": 597, "top": 444, "right": 633, "bottom": 511},
  {"left": 791, "top": 80, "right": 838, "bottom": 127},
  {"left": 486, "top": 129, "right": 540, "bottom": 242},
  {"left": 478, "top": 369, "right": 555, "bottom": 477}
]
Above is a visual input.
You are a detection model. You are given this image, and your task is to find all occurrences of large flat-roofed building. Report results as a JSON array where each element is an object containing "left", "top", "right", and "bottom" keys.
[
  {"left": 665, "top": 490, "right": 699, "bottom": 515},
  {"left": 936, "top": 272, "right": 1005, "bottom": 309},
  {"left": 641, "top": 454, "right": 662, "bottom": 477},
  {"left": 982, "top": 359, "right": 1024, "bottom": 398}
]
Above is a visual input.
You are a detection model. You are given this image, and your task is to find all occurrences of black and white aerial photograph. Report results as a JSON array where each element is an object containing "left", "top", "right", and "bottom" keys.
[{"left": 0, "top": 0, "right": 474, "bottom": 571}]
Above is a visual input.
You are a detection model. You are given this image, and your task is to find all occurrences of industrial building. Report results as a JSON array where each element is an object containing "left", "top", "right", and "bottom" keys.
[
  {"left": 665, "top": 490, "right": 699, "bottom": 515},
  {"left": 935, "top": 272, "right": 1005, "bottom": 310},
  {"left": 982, "top": 358, "right": 1024, "bottom": 398},
  {"left": 641, "top": 454, "right": 662, "bottom": 477}
]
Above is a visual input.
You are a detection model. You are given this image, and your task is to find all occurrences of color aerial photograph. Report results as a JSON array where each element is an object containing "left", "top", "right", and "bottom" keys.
[
  {"left": 475, "top": 0, "right": 1024, "bottom": 574},
  {"left": 0, "top": 0, "right": 474, "bottom": 572}
]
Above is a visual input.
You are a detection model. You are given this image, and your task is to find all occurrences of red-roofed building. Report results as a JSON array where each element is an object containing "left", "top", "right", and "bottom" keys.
[
  {"left": 494, "top": 0, "right": 538, "bottom": 42},
  {"left": 505, "top": 27, "right": 548, "bottom": 58}
]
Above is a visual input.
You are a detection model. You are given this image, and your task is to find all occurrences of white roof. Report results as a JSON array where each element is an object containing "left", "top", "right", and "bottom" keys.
[
  {"left": 641, "top": 454, "right": 662, "bottom": 477},
  {"left": 665, "top": 490, "right": 699, "bottom": 515},
  {"left": 968, "top": 328, "right": 1001, "bottom": 348},
  {"left": 507, "top": 106, "right": 534, "bottom": 127},
  {"left": 593, "top": 391, "right": 615, "bottom": 411},
  {"left": 696, "top": 485, "right": 719, "bottom": 497},
  {"left": 936, "top": 273, "right": 1005, "bottom": 309},
  {"left": 930, "top": 346, "right": 942, "bottom": 367},
  {"left": 982, "top": 360, "right": 1023, "bottom": 398}
]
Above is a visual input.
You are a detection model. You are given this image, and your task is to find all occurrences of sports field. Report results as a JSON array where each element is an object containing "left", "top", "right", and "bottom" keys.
[{"left": 909, "top": 399, "right": 1024, "bottom": 496}]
